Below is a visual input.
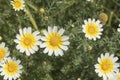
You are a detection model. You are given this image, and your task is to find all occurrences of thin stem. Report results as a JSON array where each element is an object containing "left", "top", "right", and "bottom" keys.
[
  {"left": 24, "top": 8, "right": 38, "bottom": 30},
  {"left": 107, "top": 11, "right": 113, "bottom": 27},
  {"left": 27, "top": 2, "right": 38, "bottom": 12}
]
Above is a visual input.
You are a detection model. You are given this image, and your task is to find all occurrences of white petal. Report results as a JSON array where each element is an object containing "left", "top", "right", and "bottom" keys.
[
  {"left": 48, "top": 50, "right": 53, "bottom": 56},
  {"left": 58, "top": 49, "right": 64, "bottom": 56},
  {"left": 58, "top": 28, "right": 65, "bottom": 35},
  {"left": 19, "top": 28, "right": 23, "bottom": 35},
  {"left": 84, "top": 20, "right": 88, "bottom": 24},
  {"left": 97, "top": 36, "right": 101, "bottom": 39},
  {"left": 114, "top": 63, "right": 119, "bottom": 67},
  {"left": 62, "top": 36, "right": 69, "bottom": 41},
  {"left": 88, "top": 18, "right": 92, "bottom": 22},
  {"left": 14, "top": 39, "right": 19, "bottom": 43},
  {"left": 97, "top": 57, "right": 101, "bottom": 63},
  {"left": 4, "top": 75, "right": 8, "bottom": 80},
  {"left": 92, "top": 19, "right": 95, "bottom": 22},
  {"left": 63, "top": 41, "right": 70, "bottom": 45},
  {"left": 16, "top": 34, "right": 21, "bottom": 40},
  {"left": 19, "top": 47, "right": 25, "bottom": 53},
  {"left": 48, "top": 26, "right": 52, "bottom": 33},
  {"left": 113, "top": 57, "right": 118, "bottom": 62},
  {"left": 8, "top": 76, "right": 12, "bottom": 80},
  {"left": 117, "top": 28, "right": 120, "bottom": 32},
  {"left": 40, "top": 43, "right": 46, "bottom": 48},
  {"left": 25, "top": 50, "right": 30, "bottom": 56},
  {"left": 87, "top": 36, "right": 92, "bottom": 40},
  {"left": 98, "top": 73, "right": 102, "bottom": 77},
  {"left": 33, "top": 31, "right": 40, "bottom": 36},
  {"left": 1, "top": 42, "right": 5, "bottom": 47},
  {"left": 23, "top": 27, "right": 27, "bottom": 34},
  {"left": 36, "top": 36, "right": 41, "bottom": 40},
  {"left": 103, "top": 75, "right": 107, "bottom": 80},
  {"left": 53, "top": 26, "right": 58, "bottom": 32},
  {"left": 96, "top": 20, "right": 100, "bottom": 24},
  {"left": 94, "top": 64, "right": 99, "bottom": 68},
  {"left": 27, "top": 27, "right": 32, "bottom": 33},
  {"left": 29, "top": 49, "right": 35, "bottom": 54},
  {"left": 36, "top": 41, "right": 42, "bottom": 46},
  {"left": 61, "top": 46, "right": 68, "bottom": 51},
  {"left": 16, "top": 45, "right": 21, "bottom": 50},
  {"left": 43, "top": 47, "right": 49, "bottom": 54},
  {"left": 32, "top": 46, "right": 39, "bottom": 51},
  {"left": 54, "top": 50, "right": 59, "bottom": 56},
  {"left": 93, "top": 37, "right": 96, "bottom": 41},
  {"left": 41, "top": 36, "right": 46, "bottom": 41},
  {"left": 44, "top": 30, "right": 48, "bottom": 36},
  {"left": 95, "top": 69, "right": 99, "bottom": 73},
  {"left": 101, "top": 54, "right": 104, "bottom": 58},
  {"left": 105, "top": 53, "right": 109, "bottom": 57}
]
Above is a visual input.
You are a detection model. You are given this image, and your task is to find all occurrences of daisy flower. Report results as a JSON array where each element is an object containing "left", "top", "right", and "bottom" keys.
[
  {"left": 0, "top": 42, "right": 10, "bottom": 62},
  {"left": 40, "top": 26, "right": 70, "bottom": 56},
  {"left": 82, "top": 18, "right": 103, "bottom": 40},
  {"left": 14, "top": 27, "right": 41, "bottom": 56},
  {"left": 94, "top": 53, "right": 119, "bottom": 80},
  {"left": 117, "top": 24, "right": 120, "bottom": 32},
  {"left": 11, "top": 0, "right": 25, "bottom": 11},
  {"left": 0, "top": 57, "right": 23, "bottom": 80}
]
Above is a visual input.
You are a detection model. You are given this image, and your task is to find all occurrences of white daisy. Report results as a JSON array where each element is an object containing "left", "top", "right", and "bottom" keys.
[
  {"left": 0, "top": 57, "right": 23, "bottom": 80},
  {"left": 117, "top": 24, "right": 120, "bottom": 32},
  {"left": 11, "top": 0, "right": 25, "bottom": 11},
  {"left": 82, "top": 18, "right": 103, "bottom": 41},
  {"left": 94, "top": 53, "right": 119, "bottom": 80},
  {"left": 0, "top": 42, "right": 10, "bottom": 62},
  {"left": 14, "top": 27, "right": 41, "bottom": 56},
  {"left": 40, "top": 26, "right": 70, "bottom": 56}
]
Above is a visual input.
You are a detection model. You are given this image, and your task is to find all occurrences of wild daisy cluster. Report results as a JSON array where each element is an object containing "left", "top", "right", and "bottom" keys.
[
  {"left": 14, "top": 27, "right": 70, "bottom": 56},
  {"left": 0, "top": 42, "right": 23, "bottom": 80},
  {"left": 9, "top": 0, "right": 120, "bottom": 79}
]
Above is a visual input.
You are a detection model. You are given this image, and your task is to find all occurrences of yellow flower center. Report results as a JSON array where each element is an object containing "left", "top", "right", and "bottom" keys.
[
  {"left": 99, "top": 58, "right": 114, "bottom": 74},
  {"left": 0, "top": 48, "right": 6, "bottom": 61},
  {"left": 46, "top": 32, "right": 62, "bottom": 50},
  {"left": 86, "top": 22, "right": 99, "bottom": 37},
  {"left": 20, "top": 33, "right": 36, "bottom": 49},
  {"left": 4, "top": 61, "right": 18, "bottom": 76},
  {"left": 13, "top": 0, "right": 22, "bottom": 8}
]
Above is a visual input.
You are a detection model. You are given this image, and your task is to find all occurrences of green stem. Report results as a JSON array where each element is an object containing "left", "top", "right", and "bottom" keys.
[
  {"left": 24, "top": 8, "right": 38, "bottom": 30},
  {"left": 107, "top": 11, "right": 113, "bottom": 27},
  {"left": 27, "top": 3, "right": 38, "bottom": 12}
]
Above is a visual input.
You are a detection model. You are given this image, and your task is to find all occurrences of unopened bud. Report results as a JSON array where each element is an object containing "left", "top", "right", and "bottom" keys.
[
  {"left": 39, "top": 8, "right": 45, "bottom": 14},
  {"left": 88, "top": 46, "right": 92, "bottom": 51},
  {"left": 99, "top": 12, "right": 108, "bottom": 25}
]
